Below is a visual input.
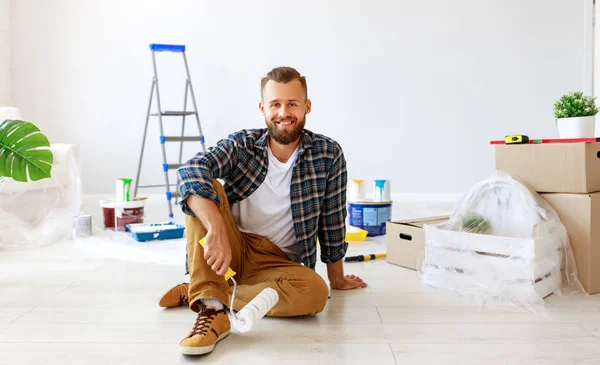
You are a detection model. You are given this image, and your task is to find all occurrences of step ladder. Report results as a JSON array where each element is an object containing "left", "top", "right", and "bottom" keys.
[{"left": 134, "top": 43, "right": 207, "bottom": 219}]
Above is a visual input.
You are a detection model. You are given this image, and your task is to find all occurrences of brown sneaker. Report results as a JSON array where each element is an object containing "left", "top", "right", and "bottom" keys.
[
  {"left": 179, "top": 304, "right": 231, "bottom": 355},
  {"left": 158, "top": 283, "right": 189, "bottom": 308}
]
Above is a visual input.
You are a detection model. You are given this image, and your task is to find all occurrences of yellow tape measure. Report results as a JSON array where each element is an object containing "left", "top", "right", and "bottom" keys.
[
  {"left": 505, "top": 135, "right": 529, "bottom": 144},
  {"left": 199, "top": 237, "right": 236, "bottom": 281}
]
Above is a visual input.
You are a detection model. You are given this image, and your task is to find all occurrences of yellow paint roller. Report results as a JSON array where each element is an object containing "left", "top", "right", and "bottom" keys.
[{"left": 199, "top": 237, "right": 278, "bottom": 333}]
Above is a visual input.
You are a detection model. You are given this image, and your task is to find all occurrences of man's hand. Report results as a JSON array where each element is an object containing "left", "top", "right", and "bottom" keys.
[
  {"left": 326, "top": 260, "right": 368, "bottom": 290},
  {"left": 203, "top": 225, "right": 232, "bottom": 276},
  {"left": 330, "top": 274, "right": 367, "bottom": 290}
]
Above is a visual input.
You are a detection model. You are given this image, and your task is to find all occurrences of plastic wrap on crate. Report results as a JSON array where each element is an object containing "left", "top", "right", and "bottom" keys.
[
  {"left": 419, "top": 172, "right": 584, "bottom": 315},
  {"left": 125, "top": 222, "right": 185, "bottom": 242}
]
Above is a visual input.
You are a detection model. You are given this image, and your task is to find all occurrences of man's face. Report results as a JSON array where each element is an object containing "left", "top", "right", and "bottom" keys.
[{"left": 259, "top": 79, "right": 311, "bottom": 145}]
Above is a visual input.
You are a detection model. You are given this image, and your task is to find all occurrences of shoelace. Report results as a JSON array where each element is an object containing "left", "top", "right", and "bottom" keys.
[
  {"left": 190, "top": 305, "right": 226, "bottom": 337},
  {"left": 178, "top": 294, "right": 188, "bottom": 306}
]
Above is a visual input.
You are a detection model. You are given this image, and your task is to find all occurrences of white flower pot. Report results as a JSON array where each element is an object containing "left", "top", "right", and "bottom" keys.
[{"left": 556, "top": 115, "right": 596, "bottom": 138}]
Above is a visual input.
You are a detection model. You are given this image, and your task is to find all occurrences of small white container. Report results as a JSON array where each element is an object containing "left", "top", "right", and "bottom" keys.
[
  {"left": 73, "top": 214, "right": 92, "bottom": 238},
  {"left": 116, "top": 178, "right": 133, "bottom": 203},
  {"left": 373, "top": 179, "right": 391, "bottom": 202},
  {"left": 349, "top": 179, "right": 365, "bottom": 201},
  {"left": 556, "top": 115, "right": 596, "bottom": 138}
]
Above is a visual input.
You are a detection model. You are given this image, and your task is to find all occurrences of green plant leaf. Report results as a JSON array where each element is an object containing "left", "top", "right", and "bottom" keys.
[
  {"left": 554, "top": 91, "right": 600, "bottom": 118},
  {"left": 0, "top": 119, "right": 53, "bottom": 182},
  {"left": 461, "top": 213, "right": 492, "bottom": 234}
]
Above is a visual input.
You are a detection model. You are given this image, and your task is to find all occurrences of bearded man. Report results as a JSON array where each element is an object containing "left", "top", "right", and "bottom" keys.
[{"left": 166, "top": 66, "right": 367, "bottom": 355}]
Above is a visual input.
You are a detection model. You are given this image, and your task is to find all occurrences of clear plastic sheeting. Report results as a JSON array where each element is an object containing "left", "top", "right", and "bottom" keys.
[
  {"left": 71, "top": 193, "right": 188, "bottom": 267},
  {"left": 0, "top": 144, "right": 82, "bottom": 250},
  {"left": 419, "top": 173, "right": 584, "bottom": 315},
  {"left": 72, "top": 224, "right": 187, "bottom": 267}
]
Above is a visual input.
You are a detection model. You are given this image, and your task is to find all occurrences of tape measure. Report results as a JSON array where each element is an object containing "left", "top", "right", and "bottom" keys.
[{"left": 505, "top": 135, "right": 529, "bottom": 144}]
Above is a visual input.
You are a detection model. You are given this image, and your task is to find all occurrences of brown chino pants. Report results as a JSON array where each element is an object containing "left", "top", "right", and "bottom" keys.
[{"left": 185, "top": 180, "right": 329, "bottom": 316}]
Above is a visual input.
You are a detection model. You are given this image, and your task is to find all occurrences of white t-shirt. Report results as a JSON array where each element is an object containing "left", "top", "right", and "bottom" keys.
[{"left": 231, "top": 144, "right": 300, "bottom": 262}]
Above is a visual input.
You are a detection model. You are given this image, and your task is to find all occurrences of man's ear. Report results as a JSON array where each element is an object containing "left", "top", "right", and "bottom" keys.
[
  {"left": 305, "top": 99, "right": 312, "bottom": 114},
  {"left": 258, "top": 101, "right": 265, "bottom": 116}
]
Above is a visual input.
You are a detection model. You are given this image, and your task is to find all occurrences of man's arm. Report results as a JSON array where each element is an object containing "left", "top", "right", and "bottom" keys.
[
  {"left": 186, "top": 194, "right": 231, "bottom": 275},
  {"left": 317, "top": 144, "right": 367, "bottom": 290},
  {"left": 177, "top": 135, "right": 239, "bottom": 275}
]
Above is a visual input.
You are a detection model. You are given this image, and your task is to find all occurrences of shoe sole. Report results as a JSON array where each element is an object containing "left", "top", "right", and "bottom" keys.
[
  {"left": 179, "top": 329, "right": 231, "bottom": 355},
  {"left": 158, "top": 283, "right": 188, "bottom": 308}
]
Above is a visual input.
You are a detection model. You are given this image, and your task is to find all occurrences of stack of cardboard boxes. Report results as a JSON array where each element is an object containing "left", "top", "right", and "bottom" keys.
[
  {"left": 495, "top": 142, "right": 600, "bottom": 295},
  {"left": 386, "top": 141, "right": 600, "bottom": 295}
]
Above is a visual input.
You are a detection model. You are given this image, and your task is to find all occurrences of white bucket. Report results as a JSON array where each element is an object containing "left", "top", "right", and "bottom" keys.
[
  {"left": 72, "top": 214, "right": 92, "bottom": 238},
  {"left": 373, "top": 179, "right": 391, "bottom": 202},
  {"left": 349, "top": 179, "right": 365, "bottom": 201},
  {"left": 556, "top": 116, "right": 596, "bottom": 138}
]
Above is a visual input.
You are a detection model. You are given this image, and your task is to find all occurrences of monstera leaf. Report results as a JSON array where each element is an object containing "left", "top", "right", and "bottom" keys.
[{"left": 0, "top": 119, "right": 53, "bottom": 182}]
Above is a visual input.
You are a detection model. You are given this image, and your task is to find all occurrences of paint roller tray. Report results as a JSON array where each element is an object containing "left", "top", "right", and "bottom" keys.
[{"left": 125, "top": 222, "right": 185, "bottom": 242}]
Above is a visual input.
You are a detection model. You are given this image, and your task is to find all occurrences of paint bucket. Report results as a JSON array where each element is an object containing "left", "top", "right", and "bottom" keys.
[
  {"left": 348, "top": 201, "right": 392, "bottom": 236},
  {"left": 373, "top": 179, "right": 391, "bottom": 202},
  {"left": 114, "top": 199, "right": 146, "bottom": 231},
  {"left": 99, "top": 200, "right": 116, "bottom": 229},
  {"left": 99, "top": 198, "right": 147, "bottom": 231},
  {"left": 349, "top": 179, "right": 365, "bottom": 201},
  {"left": 73, "top": 214, "right": 92, "bottom": 238}
]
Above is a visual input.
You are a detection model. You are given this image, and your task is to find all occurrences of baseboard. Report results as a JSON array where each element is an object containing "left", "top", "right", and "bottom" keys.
[
  {"left": 83, "top": 192, "right": 465, "bottom": 205},
  {"left": 390, "top": 192, "right": 464, "bottom": 203}
]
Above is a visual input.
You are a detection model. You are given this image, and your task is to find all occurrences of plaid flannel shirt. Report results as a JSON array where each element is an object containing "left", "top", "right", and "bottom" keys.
[{"left": 177, "top": 128, "right": 348, "bottom": 270}]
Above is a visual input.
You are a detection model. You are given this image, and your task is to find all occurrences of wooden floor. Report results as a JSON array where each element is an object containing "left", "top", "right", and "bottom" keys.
[{"left": 2, "top": 200, "right": 600, "bottom": 364}]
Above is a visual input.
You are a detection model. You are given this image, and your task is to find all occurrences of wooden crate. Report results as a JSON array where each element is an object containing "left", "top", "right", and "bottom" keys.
[{"left": 421, "top": 220, "right": 563, "bottom": 303}]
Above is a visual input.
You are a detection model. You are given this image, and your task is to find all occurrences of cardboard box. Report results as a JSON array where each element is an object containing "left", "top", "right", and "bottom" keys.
[
  {"left": 541, "top": 192, "right": 600, "bottom": 295},
  {"left": 386, "top": 216, "right": 449, "bottom": 270},
  {"left": 494, "top": 142, "right": 600, "bottom": 193}
]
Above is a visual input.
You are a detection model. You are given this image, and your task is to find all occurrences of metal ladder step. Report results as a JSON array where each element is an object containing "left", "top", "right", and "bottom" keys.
[
  {"left": 163, "top": 163, "right": 182, "bottom": 171},
  {"left": 161, "top": 136, "right": 204, "bottom": 142},
  {"left": 138, "top": 183, "right": 177, "bottom": 188},
  {"left": 167, "top": 191, "right": 181, "bottom": 199},
  {"left": 151, "top": 111, "right": 197, "bottom": 116}
]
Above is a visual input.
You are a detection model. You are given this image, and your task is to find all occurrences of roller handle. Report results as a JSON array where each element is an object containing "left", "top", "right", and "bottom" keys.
[{"left": 199, "top": 237, "right": 236, "bottom": 281}]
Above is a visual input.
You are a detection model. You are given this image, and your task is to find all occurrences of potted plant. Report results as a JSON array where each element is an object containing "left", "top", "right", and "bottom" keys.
[
  {"left": 554, "top": 91, "right": 599, "bottom": 138},
  {"left": 0, "top": 119, "right": 53, "bottom": 184}
]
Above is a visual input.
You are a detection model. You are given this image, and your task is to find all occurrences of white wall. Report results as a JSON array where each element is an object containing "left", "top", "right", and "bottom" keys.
[
  {"left": 0, "top": 0, "right": 11, "bottom": 106},
  {"left": 11, "top": 0, "right": 591, "bottom": 197}
]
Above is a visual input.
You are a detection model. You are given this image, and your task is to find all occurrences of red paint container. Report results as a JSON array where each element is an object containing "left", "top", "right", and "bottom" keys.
[{"left": 99, "top": 199, "right": 147, "bottom": 231}]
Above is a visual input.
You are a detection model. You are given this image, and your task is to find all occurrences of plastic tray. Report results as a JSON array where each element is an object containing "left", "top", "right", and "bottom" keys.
[
  {"left": 346, "top": 225, "right": 369, "bottom": 242},
  {"left": 125, "top": 222, "right": 185, "bottom": 242}
]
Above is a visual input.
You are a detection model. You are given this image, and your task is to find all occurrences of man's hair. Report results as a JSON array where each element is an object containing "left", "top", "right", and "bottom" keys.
[{"left": 261, "top": 66, "right": 308, "bottom": 100}]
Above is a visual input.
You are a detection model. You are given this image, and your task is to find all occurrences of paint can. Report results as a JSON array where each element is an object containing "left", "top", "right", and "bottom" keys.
[
  {"left": 373, "top": 179, "right": 391, "bottom": 202},
  {"left": 99, "top": 200, "right": 115, "bottom": 229},
  {"left": 116, "top": 178, "right": 133, "bottom": 203},
  {"left": 113, "top": 199, "right": 146, "bottom": 231},
  {"left": 349, "top": 179, "right": 365, "bottom": 201},
  {"left": 348, "top": 201, "right": 392, "bottom": 236},
  {"left": 99, "top": 200, "right": 116, "bottom": 229},
  {"left": 99, "top": 198, "right": 146, "bottom": 231},
  {"left": 72, "top": 214, "right": 92, "bottom": 238}
]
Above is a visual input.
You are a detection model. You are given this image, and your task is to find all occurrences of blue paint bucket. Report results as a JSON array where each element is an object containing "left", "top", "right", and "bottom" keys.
[{"left": 348, "top": 201, "right": 392, "bottom": 236}]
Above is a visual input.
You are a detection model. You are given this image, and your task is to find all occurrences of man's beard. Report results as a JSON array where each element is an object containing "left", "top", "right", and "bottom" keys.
[{"left": 266, "top": 115, "right": 306, "bottom": 145}]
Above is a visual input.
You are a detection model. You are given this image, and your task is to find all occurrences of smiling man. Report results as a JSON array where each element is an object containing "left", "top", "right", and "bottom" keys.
[{"left": 169, "top": 66, "right": 366, "bottom": 355}]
